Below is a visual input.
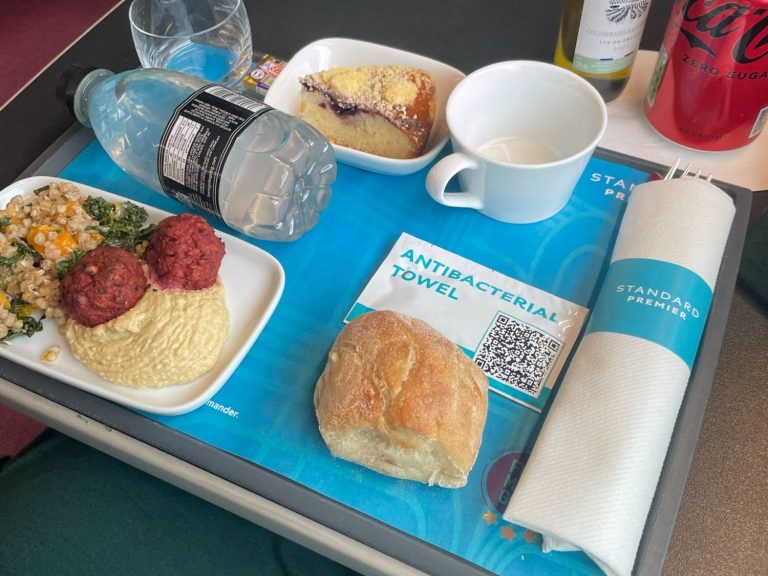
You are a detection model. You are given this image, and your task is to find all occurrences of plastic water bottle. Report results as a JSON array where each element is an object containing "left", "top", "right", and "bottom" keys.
[{"left": 57, "top": 66, "right": 336, "bottom": 242}]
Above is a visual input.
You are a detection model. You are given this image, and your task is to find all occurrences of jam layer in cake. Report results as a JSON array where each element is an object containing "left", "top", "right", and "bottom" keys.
[{"left": 299, "top": 66, "right": 436, "bottom": 159}]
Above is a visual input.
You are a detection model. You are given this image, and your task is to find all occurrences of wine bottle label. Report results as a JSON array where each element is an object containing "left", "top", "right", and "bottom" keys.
[
  {"left": 158, "top": 85, "right": 271, "bottom": 218},
  {"left": 573, "top": 0, "right": 652, "bottom": 75}
]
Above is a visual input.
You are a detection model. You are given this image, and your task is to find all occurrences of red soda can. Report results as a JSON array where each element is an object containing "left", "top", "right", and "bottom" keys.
[{"left": 644, "top": 0, "right": 768, "bottom": 151}]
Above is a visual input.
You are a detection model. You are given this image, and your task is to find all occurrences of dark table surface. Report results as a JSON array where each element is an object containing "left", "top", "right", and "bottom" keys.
[{"left": 1, "top": 1, "right": 766, "bottom": 575}]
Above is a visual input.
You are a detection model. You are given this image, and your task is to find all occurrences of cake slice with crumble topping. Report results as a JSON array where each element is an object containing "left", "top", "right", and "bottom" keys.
[{"left": 298, "top": 65, "right": 436, "bottom": 159}]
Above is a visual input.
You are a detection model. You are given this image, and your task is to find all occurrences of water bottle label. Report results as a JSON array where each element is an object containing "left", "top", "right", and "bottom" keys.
[{"left": 158, "top": 85, "right": 271, "bottom": 218}]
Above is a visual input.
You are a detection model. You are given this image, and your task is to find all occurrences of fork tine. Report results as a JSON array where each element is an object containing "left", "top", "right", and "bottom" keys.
[
  {"left": 664, "top": 158, "right": 682, "bottom": 180},
  {"left": 661, "top": 158, "right": 713, "bottom": 183}
]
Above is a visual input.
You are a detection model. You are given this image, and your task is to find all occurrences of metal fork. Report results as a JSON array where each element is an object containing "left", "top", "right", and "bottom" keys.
[{"left": 663, "top": 158, "right": 713, "bottom": 182}]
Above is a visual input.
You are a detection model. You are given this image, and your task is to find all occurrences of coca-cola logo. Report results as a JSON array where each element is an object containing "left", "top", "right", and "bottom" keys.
[{"left": 672, "top": 0, "right": 768, "bottom": 63}]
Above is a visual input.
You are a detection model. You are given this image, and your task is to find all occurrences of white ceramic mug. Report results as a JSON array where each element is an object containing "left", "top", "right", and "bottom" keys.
[{"left": 426, "top": 61, "right": 607, "bottom": 224}]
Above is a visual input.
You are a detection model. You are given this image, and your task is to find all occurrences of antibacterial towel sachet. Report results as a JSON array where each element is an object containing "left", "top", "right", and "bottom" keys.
[{"left": 503, "top": 177, "right": 735, "bottom": 576}]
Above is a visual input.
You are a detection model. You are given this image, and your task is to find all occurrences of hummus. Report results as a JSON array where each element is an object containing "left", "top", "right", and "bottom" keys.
[{"left": 61, "top": 282, "right": 229, "bottom": 388}]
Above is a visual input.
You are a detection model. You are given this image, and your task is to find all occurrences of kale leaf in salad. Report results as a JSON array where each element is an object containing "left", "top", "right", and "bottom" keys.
[
  {"left": 0, "top": 239, "right": 41, "bottom": 269},
  {"left": 55, "top": 249, "right": 87, "bottom": 279},
  {"left": 0, "top": 297, "right": 44, "bottom": 343},
  {"left": 83, "top": 197, "right": 157, "bottom": 251}
]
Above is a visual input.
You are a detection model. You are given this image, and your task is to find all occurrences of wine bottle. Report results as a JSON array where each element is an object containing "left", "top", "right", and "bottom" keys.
[{"left": 554, "top": 0, "right": 653, "bottom": 102}]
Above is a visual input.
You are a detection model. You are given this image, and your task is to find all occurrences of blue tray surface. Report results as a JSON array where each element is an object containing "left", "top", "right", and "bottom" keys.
[{"left": 59, "top": 141, "right": 650, "bottom": 575}]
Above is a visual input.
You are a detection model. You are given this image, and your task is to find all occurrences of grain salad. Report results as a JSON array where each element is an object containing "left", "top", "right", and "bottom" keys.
[{"left": 0, "top": 181, "right": 155, "bottom": 342}]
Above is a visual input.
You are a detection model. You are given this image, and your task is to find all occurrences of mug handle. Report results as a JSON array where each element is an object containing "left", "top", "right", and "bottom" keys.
[{"left": 426, "top": 153, "right": 484, "bottom": 209}]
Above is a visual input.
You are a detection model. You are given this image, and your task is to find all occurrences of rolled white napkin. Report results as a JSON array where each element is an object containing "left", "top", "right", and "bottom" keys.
[{"left": 503, "top": 177, "right": 735, "bottom": 576}]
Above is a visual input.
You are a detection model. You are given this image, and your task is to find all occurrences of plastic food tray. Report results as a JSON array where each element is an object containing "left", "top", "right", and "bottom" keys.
[{"left": 7, "top": 125, "right": 751, "bottom": 576}]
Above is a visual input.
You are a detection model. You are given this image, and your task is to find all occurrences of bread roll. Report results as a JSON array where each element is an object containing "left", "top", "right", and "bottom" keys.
[{"left": 314, "top": 310, "right": 488, "bottom": 488}]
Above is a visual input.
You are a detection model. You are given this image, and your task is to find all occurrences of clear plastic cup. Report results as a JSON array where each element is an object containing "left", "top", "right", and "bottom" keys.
[{"left": 129, "top": 0, "right": 253, "bottom": 87}]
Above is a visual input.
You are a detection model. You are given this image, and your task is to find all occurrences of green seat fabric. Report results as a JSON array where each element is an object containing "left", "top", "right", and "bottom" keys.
[{"left": 0, "top": 431, "right": 359, "bottom": 576}]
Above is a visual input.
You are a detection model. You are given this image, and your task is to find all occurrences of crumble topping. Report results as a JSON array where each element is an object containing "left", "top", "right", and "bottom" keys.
[{"left": 299, "top": 65, "right": 434, "bottom": 130}]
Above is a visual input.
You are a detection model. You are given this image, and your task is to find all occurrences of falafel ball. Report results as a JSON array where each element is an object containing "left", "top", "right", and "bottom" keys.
[
  {"left": 145, "top": 213, "right": 225, "bottom": 291},
  {"left": 60, "top": 246, "right": 147, "bottom": 327}
]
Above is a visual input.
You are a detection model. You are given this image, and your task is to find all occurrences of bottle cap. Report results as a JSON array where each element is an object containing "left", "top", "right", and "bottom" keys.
[{"left": 57, "top": 64, "right": 98, "bottom": 115}]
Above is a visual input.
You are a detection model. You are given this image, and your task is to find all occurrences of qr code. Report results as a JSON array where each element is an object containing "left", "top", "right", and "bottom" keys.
[{"left": 474, "top": 313, "right": 562, "bottom": 398}]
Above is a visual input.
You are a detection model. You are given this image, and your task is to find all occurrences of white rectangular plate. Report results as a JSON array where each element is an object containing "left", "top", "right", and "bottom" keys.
[
  {"left": 0, "top": 176, "right": 285, "bottom": 415},
  {"left": 264, "top": 37, "right": 465, "bottom": 176}
]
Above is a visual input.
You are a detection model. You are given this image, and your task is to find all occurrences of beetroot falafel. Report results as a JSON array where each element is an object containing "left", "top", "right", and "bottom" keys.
[
  {"left": 60, "top": 246, "right": 147, "bottom": 327},
  {"left": 145, "top": 213, "right": 225, "bottom": 290}
]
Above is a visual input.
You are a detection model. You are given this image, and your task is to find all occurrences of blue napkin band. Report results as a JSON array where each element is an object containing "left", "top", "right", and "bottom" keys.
[{"left": 585, "top": 258, "right": 713, "bottom": 369}]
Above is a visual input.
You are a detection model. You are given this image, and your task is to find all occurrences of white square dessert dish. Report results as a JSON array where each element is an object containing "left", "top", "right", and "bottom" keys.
[{"left": 264, "top": 37, "right": 466, "bottom": 176}]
